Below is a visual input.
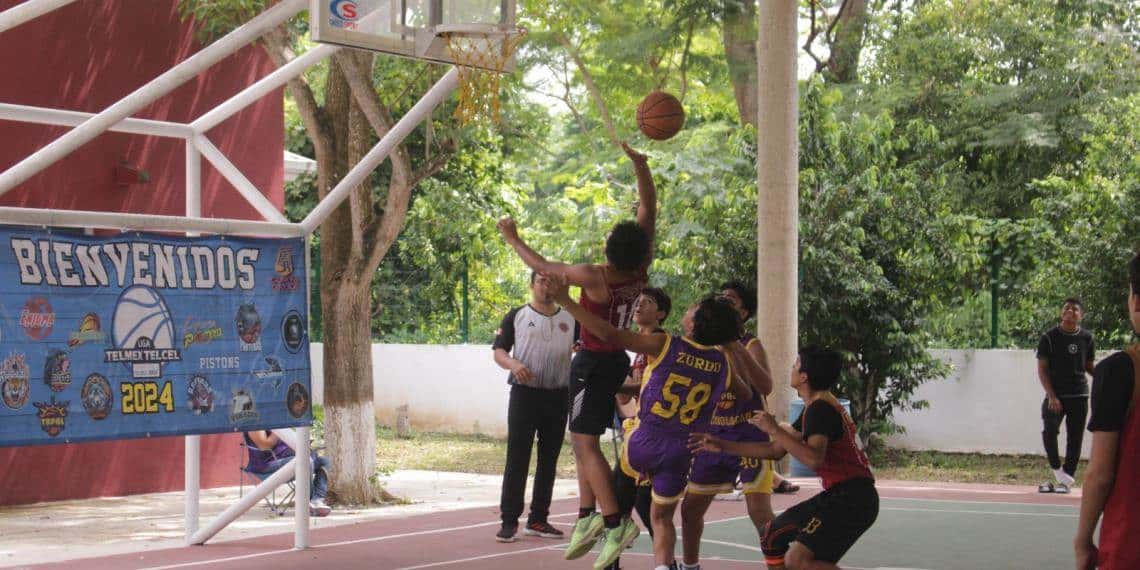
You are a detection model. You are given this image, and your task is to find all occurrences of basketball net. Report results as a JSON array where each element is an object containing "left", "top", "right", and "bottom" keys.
[{"left": 440, "top": 26, "right": 526, "bottom": 125}]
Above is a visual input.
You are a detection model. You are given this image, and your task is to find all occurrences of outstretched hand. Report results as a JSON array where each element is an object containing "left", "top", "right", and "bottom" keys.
[
  {"left": 621, "top": 142, "right": 647, "bottom": 165},
  {"left": 750, "top": 411, "right": 779, "bottom": 434},
  {"left": 497, "top": 216, "right": 520, "bottom": 242},
  {"left": 688, "top": 432, "right": 723, "bottom": 454}
]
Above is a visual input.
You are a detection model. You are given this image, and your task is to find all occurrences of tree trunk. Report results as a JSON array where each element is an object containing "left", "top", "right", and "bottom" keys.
[
  {"left": 321, "top": 279, "right": 379, "bottom": 504},
  {"left": 723, "top": 0, "right": 758, "bottom": 127},
  {"left": 826, "top": 0, "right": 868, "bottom": 84}
]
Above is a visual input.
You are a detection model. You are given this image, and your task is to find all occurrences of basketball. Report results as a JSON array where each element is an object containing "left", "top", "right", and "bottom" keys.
[{"left": 636, "top": 91, "right": 685, "bottom": 140}]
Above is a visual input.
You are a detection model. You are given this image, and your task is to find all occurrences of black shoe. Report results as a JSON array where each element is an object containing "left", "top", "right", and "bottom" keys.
[
  {"left": 524, "top": 520, "right": 565, "bottom": 538},
  {"left": 496, "top": 523, "right": 518, "bottom": 543}
]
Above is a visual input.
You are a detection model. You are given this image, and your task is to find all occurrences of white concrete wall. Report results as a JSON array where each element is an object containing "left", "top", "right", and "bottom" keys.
[{"left": 309, "top": 345, "right": 1089, "bottom": 456}]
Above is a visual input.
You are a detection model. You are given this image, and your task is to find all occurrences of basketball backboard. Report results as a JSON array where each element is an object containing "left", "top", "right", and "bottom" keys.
[{"left": 311, "top": 0, "right": 518, "bottom": 71}]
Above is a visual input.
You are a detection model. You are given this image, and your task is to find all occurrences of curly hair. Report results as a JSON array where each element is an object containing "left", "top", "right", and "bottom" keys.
[
  {"left": 719, "top": 281, "right": 757, "bottom": 320},
  {"left": 689, "top": 296, "right": 741, "bottom": 347},
  {"left": 605, "top": 221, "right": 650, "bottom": 272}
]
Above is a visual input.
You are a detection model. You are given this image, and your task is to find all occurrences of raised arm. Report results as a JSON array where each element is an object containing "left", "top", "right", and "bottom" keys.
[
  {"left": 548, "top": 274, "right": 665, "bottom": 356},
  {"left": 498, "top": 216, "right": 603, "bottom": 289},
  {"left": 745, "top": 338, "right": 774, "bottom": 396},
  {"left": 727, "top": 340, "right": 773, "bottom": 397},
  {"left": 622, "top": 143, "right": 656, "bottom": 264}
]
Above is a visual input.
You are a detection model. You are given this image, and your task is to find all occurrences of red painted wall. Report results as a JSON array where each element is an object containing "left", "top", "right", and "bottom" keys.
[{"left": 0, "top": 0, "right": 285, "bottom": 506}]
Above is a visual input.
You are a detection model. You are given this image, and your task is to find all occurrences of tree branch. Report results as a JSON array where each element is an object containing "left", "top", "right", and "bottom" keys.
[
  {"left": 262, "top": 27, "right": 332, "bottom": 166},
  {"left": 557, "top": 32, "right": 620, "bottom": 149},
  {"left": 802, "top": 0, "right": 827, "bottom": 73}
]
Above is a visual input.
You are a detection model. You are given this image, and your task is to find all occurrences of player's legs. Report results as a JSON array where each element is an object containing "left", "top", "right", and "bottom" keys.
[
  {"left": 741, "top": 458, "right": 776, "bottom": 538},
  {"left": 529, "top": 388, "right": 568, "bottom": 527},
  {"left": 784, "top": 542, "right": 839, "bottom": 570},
  {"left": 1061, "top": 396, "right": 1088, "bottom": 479},
  {"left": 680, "top": 492, "right": 715, "bottom": 565},
  {"left": 650, "top": 499, "right": 680, "bottom": 567},
  {"left": 567, "top": 350, "right": 629, "bottom": 518},
  {"left": 1041, "top": 397, "right": 1065, "bottom": 473},
  {"left": 500, "top": 386, "right": 538, "bottom": 526}
]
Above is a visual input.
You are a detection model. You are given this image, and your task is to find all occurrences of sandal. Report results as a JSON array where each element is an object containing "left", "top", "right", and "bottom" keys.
[
  {"left": 774, "top": 479, "right": 800, "bottom": 494},
  {"left": 1054, "top": 483, "right": 1070, "bottom": 494},
  {"left": 1038, "top": 481, "right": 1055, "bottom": 493}
]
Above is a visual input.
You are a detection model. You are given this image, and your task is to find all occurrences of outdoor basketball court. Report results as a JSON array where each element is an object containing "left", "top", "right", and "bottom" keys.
[{"left": 21, "top": 481, "right": 1078, "bottom": 570}]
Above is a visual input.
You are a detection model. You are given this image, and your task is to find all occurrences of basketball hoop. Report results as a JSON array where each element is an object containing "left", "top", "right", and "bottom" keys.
[{"left": 435, "top": 24, "right": 526, "bottom": 125}]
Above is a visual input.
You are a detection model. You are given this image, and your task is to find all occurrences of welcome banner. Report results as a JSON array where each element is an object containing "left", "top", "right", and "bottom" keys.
[{"left": 0, "top": 227, "right": 312, "bottom": 447}]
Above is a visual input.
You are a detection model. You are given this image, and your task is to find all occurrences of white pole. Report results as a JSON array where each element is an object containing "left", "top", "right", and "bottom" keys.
[
  {"left": 194, "top": 135, "right": 289, "bottom": 223},
  {"left": 191, "top": 43, "right": 340, "bottom": 134},
  {"left": 189, "top": 457, "right": 297, "bottom": 545},
  {"left": 183, "top": 141, "right": 202, "bottom": 544},
  {"left": 300, "top": 67, "right": 461, "bottom": 233},
  {"left": 0, "top": 206, "right": 303, "bottom": 237},
  {"left": 0, "top": 103, "right": 194, "bottom": 139},
  {"left": 755, "top": 0, "right": 799, "bottom": 426},
  {"left": 294, "top": 426, "right": 312, "bottom": 549},
  {"left": 0, "top": 0, "right": 76, "bottom": 34},
  {"left": 0, "top": 0, "right": 307, "bottom": 196}
]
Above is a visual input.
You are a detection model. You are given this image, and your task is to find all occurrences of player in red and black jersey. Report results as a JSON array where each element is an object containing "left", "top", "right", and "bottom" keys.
[
  {"left": 690, "top": 346, "right": 878, "bottom": 570},
  {"left": 497, "top": 142, "right": 658, "bottom": 560}
]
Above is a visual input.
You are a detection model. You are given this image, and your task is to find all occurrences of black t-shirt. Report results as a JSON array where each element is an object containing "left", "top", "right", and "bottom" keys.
[
  {"left": 1036, "top": 326, "right": 1095, "bottom": 397},
  {"left": 1088, "top": 351, "right": 1136, "bottom": 432},
  {"left": 793, "top": 400, "right": 845, "bottom": 442}
]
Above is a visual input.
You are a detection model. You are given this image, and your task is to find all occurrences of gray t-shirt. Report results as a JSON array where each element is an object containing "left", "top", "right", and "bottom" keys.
[{"left": 492, "top": 304, "right": 575, "bottom": 390}]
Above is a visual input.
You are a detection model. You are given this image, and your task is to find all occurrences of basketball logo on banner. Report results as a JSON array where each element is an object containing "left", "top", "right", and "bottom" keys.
[{"left": 106, "top": 285, "right": 181, "bottom": 379}]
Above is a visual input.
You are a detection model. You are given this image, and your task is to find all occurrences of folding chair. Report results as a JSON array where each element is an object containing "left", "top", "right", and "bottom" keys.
[{"left": 239, "top": 441, "right": 297, "bottom": 516}]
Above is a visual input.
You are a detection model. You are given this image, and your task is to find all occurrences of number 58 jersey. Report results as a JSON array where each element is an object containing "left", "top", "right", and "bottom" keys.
[{"left": 637, "top": 334, "right": 733, "bottom": 435}]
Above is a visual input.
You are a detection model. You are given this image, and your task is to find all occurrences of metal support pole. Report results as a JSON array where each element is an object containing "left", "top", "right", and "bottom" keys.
[
  {"left": 755, "top": 0, "right": 799, "bottom": 429},
  {"left": 194, "top": 134, "right": 289, "bottom": 223},
  {"left": 294, "top": 426, "right": 312, "bottom": 549},
  {"left": 461, "top": 254, "right": 469, "bottom": 343},
  {"left": 0, "top": 0, "right": 77, "bottom": 35},
  {"left": 0, "top": 103, "right": 194, "bottom": 139},
  {"left": 184, "top": 140, "right": 202, "bottom": 544},
  {"left": 300, "top": 67, "right": 460, "bottom": 233},
  {"left": 189, "top": 457, "right": 297, "bottom": 545},
  {"left": 0, "top": 0, "right": 307, "bottom": 196},
  {"left": 0, "top": 206, "right": 302, "bottom": 237},
  {"left": 990, "top": 236, "right": 999, "bottom": 348}
]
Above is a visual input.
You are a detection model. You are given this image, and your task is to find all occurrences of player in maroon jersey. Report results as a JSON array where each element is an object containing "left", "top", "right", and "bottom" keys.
[
  {"left": 690, "top": 347, "right": 878, "bottom": 570},
  {"left": 498, "top": 142, "right": 657, "bottom": 561},
  {"left": 549, "top": 274, "right": 773, "bottom": 570}
]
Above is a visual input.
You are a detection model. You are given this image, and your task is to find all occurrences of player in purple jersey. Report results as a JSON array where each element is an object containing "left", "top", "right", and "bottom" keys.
[
  {"left": 549, "top": 275, "right": 772, "bottom": 570},
  {"left": 681, "top": 282, "right": 776, "bottom": 570}
]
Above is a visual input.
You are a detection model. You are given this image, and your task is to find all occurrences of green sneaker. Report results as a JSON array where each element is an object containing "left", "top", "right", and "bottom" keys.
[
  {"left": 592, "top": 517, "right": 640, "bottom": 569},
  {"left": 564, "top": 512, "right": 605, "bottom": 560}
]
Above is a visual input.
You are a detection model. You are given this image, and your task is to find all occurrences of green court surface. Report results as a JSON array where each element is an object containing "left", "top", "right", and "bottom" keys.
[{"left": 618, "top": 497, "right": 1077, "bottom": 570}]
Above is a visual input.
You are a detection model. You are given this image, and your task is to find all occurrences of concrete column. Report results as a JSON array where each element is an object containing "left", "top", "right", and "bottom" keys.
[{"left": 755, "top": 1, "right": 798, "bottom": 424}]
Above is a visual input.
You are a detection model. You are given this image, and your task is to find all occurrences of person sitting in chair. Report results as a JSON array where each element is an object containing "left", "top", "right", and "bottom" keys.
[{"left": 243, "top": 429, "right": 332, "bottom": 517}]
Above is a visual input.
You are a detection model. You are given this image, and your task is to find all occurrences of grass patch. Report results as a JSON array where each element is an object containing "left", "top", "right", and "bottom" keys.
[
  {"left": 867, "top": 447, "right": 1086, "bottom": 486},
  {"left": 376, "top": 427, "right": 1080, "bottom": 487},
  {"left": 376, "top": 426, "right": 618, "bottom": 479}
]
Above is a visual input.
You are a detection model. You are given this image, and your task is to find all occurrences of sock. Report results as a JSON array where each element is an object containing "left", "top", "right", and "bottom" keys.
[
  {"left": 579, "top": 507, "right": 596, "bottom": 519},
  {"left": 681, "top": 564, "right": 701, "bottom": 570},
  {"left": 655, "top": 566, "right": 671, "bottom": 570},
  {"left": 603, "top": 513, "right": 621, "bottom": 529},
  {"left": 1054, "top": 468, "right": 1074, "bottom": 485}
]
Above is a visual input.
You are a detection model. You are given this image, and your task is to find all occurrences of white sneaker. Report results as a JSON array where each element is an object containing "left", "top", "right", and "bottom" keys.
[
  {"left": 309, "top": 499, "right": 332, "bottom": 517},
  {"left": 1054, "top": 469, "right": 1075, "bottom": 486}
]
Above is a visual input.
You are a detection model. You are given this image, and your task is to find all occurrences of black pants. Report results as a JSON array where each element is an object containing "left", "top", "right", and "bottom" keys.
[
  {"left": 1042, "top": 396, "right": 1088, "bottom": 476},
  {"left": 500, "top": 384, "right": 569, "bottom": 525}
]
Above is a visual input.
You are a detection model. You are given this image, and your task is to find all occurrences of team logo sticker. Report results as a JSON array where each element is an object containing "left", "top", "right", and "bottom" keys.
[
  {"left": 230, "top": 388, "right": 259, "bottom": 423},
  {"left": 286, "top": 382, "right": 310, "bottom": 419},
  {"left": 81, "top": 373, "right": 112, "bottom": 420},
  {"left": 282, "top": 310, "right": 305, "bottom": 353},
  {"left": 34, "top": 398, "right": 68, "bottom": 437},
  {"left": 43, "top": 349, "right": 71, "bottom": 392},
  {"left": 329, "top": 0, "right": 359, "bottom": 30},
  {"left": 272, "top": 247, "right": 300, "bottom": 292},
  {"left": 106, "top": 285, "right": 181, "bottom": 378},
  {"left": 1, "top": 352, "right": 30, "bottom": 410},
  {"left": 235, "top": 303, "right": 262, "bottom": 352},
  {"left": 182, "top": 317, "right": 223, "bottom": 349},
  {"left": 253, "top": 356, "right": 284, "bottom": 379},
  {"left": 68, "top": 312, "right": 107, "bottom": 347},
  {"left": 187, "top": 375, "right": 215, "bottom": 415},
  {"left": 20, "top": 296, "right": 55, "bottom": 340}
]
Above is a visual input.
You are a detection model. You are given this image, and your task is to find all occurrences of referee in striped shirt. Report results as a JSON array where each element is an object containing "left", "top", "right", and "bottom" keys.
[{"left": 493, "top": 272, "right": 577, "bottom": 543}]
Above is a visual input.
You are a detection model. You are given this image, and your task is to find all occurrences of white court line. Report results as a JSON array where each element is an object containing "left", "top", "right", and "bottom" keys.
[
  {"left": 140, "top": 512, "right": 580, "bottom": 570},
  {"left": 882, "top": 506, "right": 1077, "bottom": 518},
  {"left": 618, "top": 553, "right": 931, "bottom": 570},
  {"left": 882, "top": 495, "right": 1078, "bottom": 509},
  {"left": 392, "top": 543, "right": 566, "bottom": 570}
]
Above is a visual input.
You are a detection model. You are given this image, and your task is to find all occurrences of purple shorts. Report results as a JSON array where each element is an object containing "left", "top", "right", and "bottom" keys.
[
  {"left": 622, "top": 426, "right": 692, "bottom": 504},
  {"left": 688, "top": 425, "right": 773, "bottom": 495}
]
